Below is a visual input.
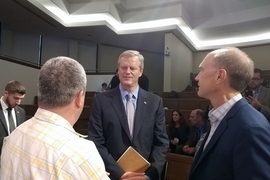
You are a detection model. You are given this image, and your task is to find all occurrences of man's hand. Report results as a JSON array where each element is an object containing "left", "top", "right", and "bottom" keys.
[
  {"left": 183, "top": 145, "right": 189, "bottom": 153},
  {"left": 185, "top": 147, "right": 195, "bottom": 155},
  {"left": 246, "top": 96, "right": 262, "bottom": 110},
  {"left": 170, "top": 140, "right": 177, "bottom": 145},
  {"left": 183, "top": 146, "right": 195, "bottom": 155},
  {"left": 120, "top": 172, "right": 146, "bottom": 180}
]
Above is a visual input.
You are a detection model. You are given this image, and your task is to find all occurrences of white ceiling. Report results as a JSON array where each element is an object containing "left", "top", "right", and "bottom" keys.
[{"left": 1, "top": 0, "right": 270, "bottom": 52}]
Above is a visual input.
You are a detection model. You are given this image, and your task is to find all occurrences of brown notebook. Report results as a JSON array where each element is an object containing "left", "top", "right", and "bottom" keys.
[{"left": 117, "top": 146, "right": 150, "bottom": 172}]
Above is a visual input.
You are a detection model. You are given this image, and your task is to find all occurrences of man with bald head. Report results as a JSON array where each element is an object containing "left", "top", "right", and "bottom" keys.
[
  {"left": 176, "top": 109, "right": 210, "bottom": 156},
  {"left": 189, "top": 47, "right": 270, "bottom": 180}
]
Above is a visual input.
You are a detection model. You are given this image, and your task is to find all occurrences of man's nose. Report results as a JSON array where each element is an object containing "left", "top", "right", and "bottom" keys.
[
  {"left": 16, "top": 99, "right": 22, "bottom": 105},
  {"left": 126, "top": 68, "right": 131, "bottom": 73},
  {"left": 195, "top": 74, "right": 199, "bottom": 81}
]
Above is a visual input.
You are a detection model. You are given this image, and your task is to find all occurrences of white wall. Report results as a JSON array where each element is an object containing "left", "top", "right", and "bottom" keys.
[
  {"left": 240, "top": 45, "right": 270, "bottom": 70},
  {"left": 193, "top": 45, "right": 270, "bottom": 73},
  {"left": 0, "top": 59, "right": 114, "bottom": 104},
  {"left": 193, "top": 51, "right": 209, "bottom": 73},
  {"left": 0, "top": 25, "right": 164, "bottom": 91},
  {"left": 0, "top": 60, "right": 39, "bottom": 104},
  {"left": 86, "top": 75, "right": 114, "bottom": 92},
  {"left": 164, "top": 33, "right": 193, "bottom": 92}
]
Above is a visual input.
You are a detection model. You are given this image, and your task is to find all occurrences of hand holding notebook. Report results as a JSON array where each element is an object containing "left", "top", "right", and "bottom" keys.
[{"left": 117, "top": 146, "right": 150, "bottom": 172}]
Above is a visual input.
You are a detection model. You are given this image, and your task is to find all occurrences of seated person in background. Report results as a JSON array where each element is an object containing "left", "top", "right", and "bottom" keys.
[
  {"left": 243, "top": 68, "right": 270, "bottom": 122},
  {"left": 100, "top": 82, "right": 107, "bottom": 92},
  {"left": 176, "top": 109, "right": 210, "bottom": 156},
  {"left": 0, "top": 56, "right": 109, "bottom": 180},
  {"left": 167, "top": 110, "right": 190, "bottom": 153},
  {"left": 96, "top": 82, "right": 107, "bottom": 95}
]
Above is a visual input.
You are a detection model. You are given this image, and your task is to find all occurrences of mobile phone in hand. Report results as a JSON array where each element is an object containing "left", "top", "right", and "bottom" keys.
[{"left": 245, "top": 90, "right": 253, "bottom": 97}]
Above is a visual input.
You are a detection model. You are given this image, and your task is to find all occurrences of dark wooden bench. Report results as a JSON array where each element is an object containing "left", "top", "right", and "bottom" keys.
[
  {"left": 20, "top": 104, "right": 38, "bottom": 119},
  {"left": 85, "top": 91, "right": 97, "bottom": 97},
  {"left": 163, "top": 98, "right": 210, "bottom": 111},
  {"left": 84, "top": 97, "right": 93, "bottom": 106},
  {"left": 165, "top": 153, "right": 193, "bottom": 180},
  {"left": 73, "top": 106, "right": 91, "bottom": 135},
  {"left": 153, "top": 92, "right": 202, "bottom": 99}
]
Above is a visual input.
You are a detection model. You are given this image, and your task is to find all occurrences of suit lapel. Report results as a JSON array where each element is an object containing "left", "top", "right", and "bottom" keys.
[
  {"left": 110, "top": 88, "right": 132, "bottom": 140},
  {"left": 133, "top": 89, "right": 148, "bottom": 139},
  {"left": 14, "top": 106, "right": 21, "bottom": 125},
  {"left": 190, "top": 99, "right": 246, "bottom": 174},
  {"left": 0, "top": 104, "right": 9, "bottom": 134},
  {"left": 191, "top": 130, "right": 210, "bottom": 172},
  {"left": 191, "top": 117, "right": 230, "bottom": 174}
]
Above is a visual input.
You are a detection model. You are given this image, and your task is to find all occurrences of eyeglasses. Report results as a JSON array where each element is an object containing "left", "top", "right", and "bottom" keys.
[{"left": 250, "top": 78, "right": 262, "bottom": 81}]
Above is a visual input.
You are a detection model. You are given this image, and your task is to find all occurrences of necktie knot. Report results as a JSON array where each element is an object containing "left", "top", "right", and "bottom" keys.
[
  {"left": 128, "top": 93, "right": 133, "bottom": 101},
  {"left": 7, "top": 107, "right": 12, "bottom": 112}
]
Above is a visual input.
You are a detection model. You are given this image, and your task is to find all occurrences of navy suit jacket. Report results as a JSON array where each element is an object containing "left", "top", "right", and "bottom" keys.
[
  {"left": 189, "top": 98, "right": 270, "bottom": 180},
  {"left": 88, "top": 87, "right": 169, "bottom": 180},
  {"left": 0, "top": 104, "right": 26, "bottom": 154}
]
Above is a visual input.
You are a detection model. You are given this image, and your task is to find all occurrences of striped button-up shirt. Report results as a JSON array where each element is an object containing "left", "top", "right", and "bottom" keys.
[
  {"left": 0, "top": 108, "right": 110, "bottom": 180},
  {"left": 204, "top": 94, "right": 242, "bottom": 150}
]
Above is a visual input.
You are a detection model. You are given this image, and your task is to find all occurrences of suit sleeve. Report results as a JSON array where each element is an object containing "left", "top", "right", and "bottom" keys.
[
  {"left": 257, "top": 87, "right": 270, "bottom": 121},
  {"left": 234, "top": 124, "right": 270, "bottom": 179},
  {"left": 145, "top": 97, "right": 169, "bottom": 179},
  {"left": 260, "top": 104, "right": 270, "bottom": 121},
  {"left": 87, "top": 96, "right": 125, "bottom": 180},
  {"left": 185, "top": 127, "right": 197, "bottom": 147},
  {"left": 19, "top": 107, "right": 26, "bottom": 123}
]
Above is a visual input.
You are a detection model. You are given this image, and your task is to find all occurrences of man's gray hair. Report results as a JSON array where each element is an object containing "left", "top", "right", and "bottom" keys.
[
  {"left": 38, "top": 56, "right": 86, "bottom": 108},
  {"left": 212, "top": 47, "right": 254, "bottom": 92},
  {"left": 118, "top": 50, "right": 144, "bottom": 70}
]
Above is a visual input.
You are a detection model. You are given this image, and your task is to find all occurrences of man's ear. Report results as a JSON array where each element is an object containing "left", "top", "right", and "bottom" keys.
[
  {"left": 4, "top": 91, "right": 8, "bottom": 96},
  {"left": 75, "top": 91, "right": 85, "bottom": 108},
  {"left": 139, "top": 68, "right": 143, "bottom": 77},
  {"left": 216, "top": 69, "right": 227, "bottom": 84},
  {"left": 261, "top": 78, "right": 264, "bottom": 84}
]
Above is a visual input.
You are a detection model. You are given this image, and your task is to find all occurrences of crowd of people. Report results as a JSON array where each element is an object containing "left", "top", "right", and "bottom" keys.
[{"left": 1, "top": 47, "right": 270, "bottom": 180}]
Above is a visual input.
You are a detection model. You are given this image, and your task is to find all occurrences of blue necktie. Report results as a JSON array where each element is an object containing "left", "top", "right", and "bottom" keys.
[{"left": 126, "top": 93, "right": 135, "bottom": 137}]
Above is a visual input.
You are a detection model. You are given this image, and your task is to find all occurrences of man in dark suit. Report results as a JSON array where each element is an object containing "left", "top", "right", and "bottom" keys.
[
  {"left": 0, "top": 80, "right": 26, "bottom": 154},
  {"left": 138, "top": 73, "right": 149, "bottom": 91},
  {"left": 176, "top": 109, "right": 210, "bottom": 156},
  {"left": 108, "top": 69, "right": 120, "bottom": 90},
  {"left": 88, "top": 50, "right": 169, "bottom": 180},
  {"left": 189, "top": 47, "right": 270, "bottom": 180},
  {"left": 244, "top": 68, "right": 270, "bottom": 122}
]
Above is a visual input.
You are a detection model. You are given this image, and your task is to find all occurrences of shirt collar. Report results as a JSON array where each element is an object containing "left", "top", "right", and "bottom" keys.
[
  {"left": 209, "top": 93, "right": 242, "bottom": 124},
  {"left": 119, "top": 84, "right": 139, "bottom": 100},
  {"left": 198, "top": 124, "right": 204, "bottom": 131},
  {"left": 253, "top": 85, "right": 262, "bottom": 93},
  {"left": 1, "top": 96, "right": 9, "bottom": 110},
  {"left": 34, "top": 108, "right": 87, "bottom": 138}
]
